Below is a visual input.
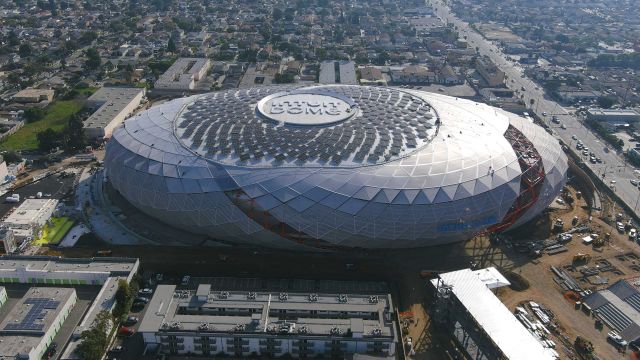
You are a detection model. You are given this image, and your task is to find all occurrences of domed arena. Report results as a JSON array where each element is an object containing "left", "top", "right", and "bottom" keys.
[{"left": 104, "top": 85, "right": 567, "bottom": 250}]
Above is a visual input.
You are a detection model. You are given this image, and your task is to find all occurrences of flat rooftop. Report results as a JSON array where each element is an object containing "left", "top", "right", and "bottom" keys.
[
  {"left": 84, "top": 87, "right": 144, "bottom": 129},
  {"left": 588, "top": 108, "right": 640, "bottom": 116},
  {"left": 2, "top": 199, "right": 57, "bottom": 225},
  {"left": 139, "top": 285, "right": 395, "bottom": 339},
  {"left": 0, "top": 255, "right": 139, "bottom": 276},
  {"left": 0, "top": 287, "right": 75, "bottom": 358},
  {"left": 155, "top": 58, "right": 209, "bottom": 89},
  {"left": 13, "top": 89, "right": 54, "bottom": 99},
  {"left": 432, "top": 268, "right": 555, "bottom": 360}
]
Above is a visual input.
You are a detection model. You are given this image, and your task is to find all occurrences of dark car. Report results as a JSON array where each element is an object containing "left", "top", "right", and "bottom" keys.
[
  {"left": 124, "top": 316, "right": 139, "bottom": 325},
  {"left": 135, "top": 297, "right": 150, "bottom": 304}
]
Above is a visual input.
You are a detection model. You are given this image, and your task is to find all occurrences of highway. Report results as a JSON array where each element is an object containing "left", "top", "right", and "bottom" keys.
[{"left": 428, "top": 0, "right": 640, "bottom": 216}]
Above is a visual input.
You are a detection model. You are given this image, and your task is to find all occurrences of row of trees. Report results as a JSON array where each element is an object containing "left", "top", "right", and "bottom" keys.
[
  {"left": 76, "top": 310, "right": 111, "bottom": 360},
  {"left": 77, "top": 279, "right": 138, "bottom": 360},
  {"left": 36, "top": 114, "right": 86, "bottom": 152}
]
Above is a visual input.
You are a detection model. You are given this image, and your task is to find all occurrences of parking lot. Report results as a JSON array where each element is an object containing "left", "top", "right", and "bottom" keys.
[{"left": 0, "top": 171, "right": 77, "bottom": 220}]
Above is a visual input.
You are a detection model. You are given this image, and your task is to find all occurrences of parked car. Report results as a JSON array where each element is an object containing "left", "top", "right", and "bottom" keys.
[
  {"left": 124, "top": 316, "right": 139, "bottom": 325},
  {"left": 138, "top": 288, "right": 153, "bottom": 296},
  {"left": 181, "top": 275, "right": 191, "bottom": 286},
  {"left": 630, "top": 229, "right": 637, "bottom": 240},
  {"left": 631, "top": 179, "right": 639, "bottom": 186},
  {"left": 118, "top": 326, "right": 136, "bottom": 337},
  {"left": 608, "top": 331, "right": 628, "bottom": 347},
  {"left": 617, "top": 222, "right": 625, "bottom": 233},
  {"left": 135, "top": 296, "right": 150, "bottom": 304},
  {"left": 110, "top": 345, "right": 123, "bottom": 354}
]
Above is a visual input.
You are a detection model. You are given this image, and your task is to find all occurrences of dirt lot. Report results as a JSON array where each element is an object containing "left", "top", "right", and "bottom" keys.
[{"left": 490, "top": 187, "right": 638, "bottom": 360}]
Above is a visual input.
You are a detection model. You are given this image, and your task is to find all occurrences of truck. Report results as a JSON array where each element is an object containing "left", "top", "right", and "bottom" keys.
[{"left": 5, "top": 194, "right": 19, "bottom": 203}]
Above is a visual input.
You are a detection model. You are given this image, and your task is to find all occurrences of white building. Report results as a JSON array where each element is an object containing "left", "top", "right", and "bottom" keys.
[
  {"left": 319, "top": 60, "right": 358, "bottom": 85},
  {"left": 139, "top": 285, "right": 397, "bottom": 358},
  {"left": 0, "top": 228, "right": 17, "bottom": 254},
  {"left": 84, "top": 87, "right": 145, "bottom": 139},
  {"left": 154, "top": 58, "right": 211, "bottom": 93},
  {"left": 430, "top": 268, "right": 557, "bottom": 360},
  {"left": 587, "top": 108, "right": 640, "bottom": 124},
  {"left": 0, "top": 256, "right": 140, "bottom": 360},
  {"left": 0, "top": 287, "right": 77, "bottom": 360},
  {"left": 1, "top": 199, "right": 59, "bottom": 243}
]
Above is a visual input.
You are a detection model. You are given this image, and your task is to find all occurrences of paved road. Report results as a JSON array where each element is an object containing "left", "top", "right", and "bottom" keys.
[{"left": 428, "top": 0, "right": 640, "bottom": 215}]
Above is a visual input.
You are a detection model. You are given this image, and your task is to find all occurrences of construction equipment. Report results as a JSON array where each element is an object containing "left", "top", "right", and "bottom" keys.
[
  {"left": 592, "top": 236, "right": 605, "bottom": 247},
  {"left": 553, "top": 218, "right": 564, "bottom": 233},
  {"left": 573, "top": 253, "right": 592, "bottom": 264},
  {"left": 575, "top": 336, "right": 594, "bottom": 354}
]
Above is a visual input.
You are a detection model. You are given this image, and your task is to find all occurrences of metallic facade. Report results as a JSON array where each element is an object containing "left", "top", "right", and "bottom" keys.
[{"left": 105, "top": 85, "right": 567, "bottom": 250}]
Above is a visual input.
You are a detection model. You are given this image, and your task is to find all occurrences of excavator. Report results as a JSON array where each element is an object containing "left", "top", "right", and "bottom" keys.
[{"left": 573, "top": 253, "right": 592, "bottom": 265}]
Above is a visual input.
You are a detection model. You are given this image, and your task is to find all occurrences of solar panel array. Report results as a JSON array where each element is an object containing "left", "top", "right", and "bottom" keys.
[
  {"left": 175, "top": 86, "right": 439, "bottom": 167},
  {"left": 3, "top": 298, "right": 60, "bottom": 332}
]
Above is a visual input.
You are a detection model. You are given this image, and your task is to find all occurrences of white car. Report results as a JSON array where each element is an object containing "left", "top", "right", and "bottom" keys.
[
  {"left": 631, "top": 179, "right": 639, "bottom": 186},
  {"left": 608, "top": 331, "right": 628, "bottom": 347},
  {"left": 630, "top": 229, "right": 637, "bottom": 240},
  {"left": 138, "top": 288, "right": 153, "bottom": 296},
  {"left": 617, "top": 222, "right": 625, "bottom": 233}
]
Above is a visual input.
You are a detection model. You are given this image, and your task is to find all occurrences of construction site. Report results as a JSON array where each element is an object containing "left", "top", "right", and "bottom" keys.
[{"left": 23, "top": 147, "right": 638, "bottom": 360}]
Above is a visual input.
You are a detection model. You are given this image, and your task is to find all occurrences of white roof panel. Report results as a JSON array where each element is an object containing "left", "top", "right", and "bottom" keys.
[{"left": 432, "top": 268, "right": 554, "bottom": 360}]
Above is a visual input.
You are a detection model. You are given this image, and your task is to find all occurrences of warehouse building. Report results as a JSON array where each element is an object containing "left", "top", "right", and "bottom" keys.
[
  {"left": 319, "top": 60, "right": 358, "bottom": 85},
  {"left": 84, "top": 87, "right": 145, "bottom": 139},
  {"left": 139, "top": 284, "right": 397, "bottom": 358},
  {"left": 583, "top": 279, "right": 640, "bottom": 342},
  {"left": 430, "top": 268, "right": 557, "bottom": 360},
  {"left": 154, "top": 58, "right": 211, "bottom": 93},
  {"left": 586, "top": 108, "right": 640, "bottom": 124},
  {"left": 0, "top": 228, "right": 17, "bottom": 254},
  {"left": 0, "top": 287, "right": 77, "bottom": 360},
  {"left": 1, "top": 198, "right": 58, "bottom": 243},
  {"left": 12, "top": 89, "right": 55, "bottom": 104},
  {"left": 0, "top": 256, "right": 140, "bottom": 360}
]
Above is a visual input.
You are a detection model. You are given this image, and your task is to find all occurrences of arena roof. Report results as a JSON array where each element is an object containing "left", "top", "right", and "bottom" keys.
[
  {"left": 106, "top": 85, "right": 568, "bottom": 249},
  {"left": 174, "top": 86, "right": 439, "bottom": 167}
]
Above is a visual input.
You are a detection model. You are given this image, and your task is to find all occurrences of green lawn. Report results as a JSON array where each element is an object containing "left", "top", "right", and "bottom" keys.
[
  {"left": 34, "top": 217, "right": 75, "bottom": 245},
  {"left": 0, "top": 99, "right": 85, "bottom": 151}
]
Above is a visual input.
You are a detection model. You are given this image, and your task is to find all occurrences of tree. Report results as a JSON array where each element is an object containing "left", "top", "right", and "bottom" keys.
[
  {"left": 84, "top": 48, "right": 101, "bottom": 71},
  {"left": 274, "top": 72, "right": 295, "bottom": 84},
  {"left": 167, "top": 36, "right": 178, "bottom": 53},
  {"left": 18, "top": 43, "right": 32, "bottom": 58},
  {"left": 2, "top": 151, "right": 22, "bottom": 164},
  {"left": 36, "top": 128, "right": 60, "bottom": 152},
  {"left": 79, "top": 31, "right": 98, "bottom": 46},
  {"left": 48, "top": 0, "right": 57, "bottom": 16},
  {"left": 597, "top": 96, "right": 616, "bottom": 109},
  {"left": 112, "top": 279, "right": 132, "bottom": 320},
  {"left": 7, "top": 31, "right": 19, "bottom": 47},
  {"left": 374, "top": 51, "right": 390, "bottom": 66},
  {"left": 23, "top": 108, "right": 45, "bottom": 123},
  {"left": 62, "top": 114, "right": 85, "bottom": 151},
  {"left": 77, "top": 310, "right": 111, "bottom": 360}
]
